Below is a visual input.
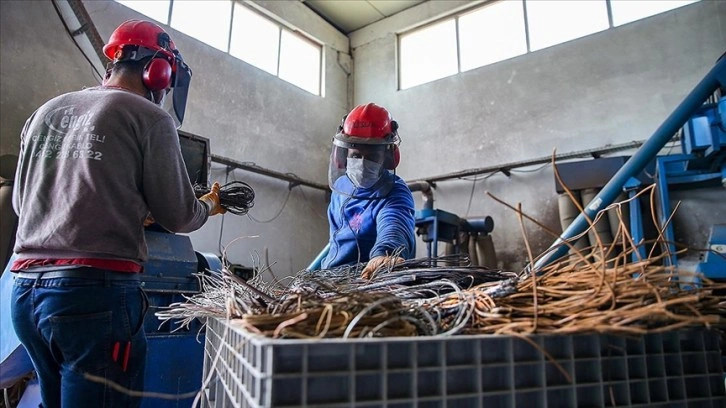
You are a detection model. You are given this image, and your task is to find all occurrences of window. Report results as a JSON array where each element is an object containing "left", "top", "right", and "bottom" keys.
[
  {"left": 170, "top": 0, "right": 232, "bottom": 52},
  {"left": 526, "top": 0, "right": 609, "bottom": 51},
  {"left": 279, "top": 30, "right": 322, "bottom": 95},
  {"left": 114, "top": 0, "right": 324, "bottom": 95},
  {"left": 398, "top": 0, "right": 700, "bottom": 89},
  {"left": 610, "top": 0, "right": 698, "bottom": 27},
  {"left": 459, "top": 0, "right": 526, "bottom": 72},
  {"left": 399, "top": 20, "right": 458, "bottom": 89},
  {"left": 230, "top": 4, "right": 323, "bottom": 94},
  {"left": 230, "top": 3, "right": 279, "bottom": 75},
  {"left": 116, "top": 0, "right": 170, "bottom": 25}
]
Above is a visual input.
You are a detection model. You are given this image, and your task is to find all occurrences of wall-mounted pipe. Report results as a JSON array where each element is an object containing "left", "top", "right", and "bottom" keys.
[
  {"left": 532, "top": 54, "right": 726, "bottom": 273},
  {"left": 407, "top": 141, "right": 643, "bottom": 185},
  {"left": 211, "top": 154, "right": 330, "bottom": 192},
  {"left": 407, "top": 181, "right": 434, "bottom": 210}
]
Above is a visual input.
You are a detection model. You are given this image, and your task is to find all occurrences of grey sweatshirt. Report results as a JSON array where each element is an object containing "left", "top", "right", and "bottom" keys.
[{"left": 12, "top": 86, "right": 209, "bottom": 264}]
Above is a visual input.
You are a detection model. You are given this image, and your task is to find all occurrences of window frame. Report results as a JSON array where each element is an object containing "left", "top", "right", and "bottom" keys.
[
  {"left": 397, "top": 0, "right": 699, "bottom": 90},
  {"left": 114, "top": 0, "right": 324, "bottom": 96}
]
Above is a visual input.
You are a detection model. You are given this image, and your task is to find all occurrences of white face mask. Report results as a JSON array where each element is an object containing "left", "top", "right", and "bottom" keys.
[{"left": 346, "top": 158, "right": 383, "bottom": 189}]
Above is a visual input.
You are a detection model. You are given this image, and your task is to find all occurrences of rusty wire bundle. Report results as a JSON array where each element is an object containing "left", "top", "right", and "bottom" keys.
[
  {"left": 157, "top": 158, "right": 726, "bottom": 339},
  {"left": 156, "top": 255, "right": 513, "bottom": 338},
  {"left": 427, "top": 248, "right": 725, "bottom": 336},
  {"left": 156, "top": 244, "right": 725, "bottom": 339}
]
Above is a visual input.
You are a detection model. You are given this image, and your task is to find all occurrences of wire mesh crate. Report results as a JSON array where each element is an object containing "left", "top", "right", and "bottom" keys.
[{"left": 201, "top": 317, "right": 725, "bottom": 407}]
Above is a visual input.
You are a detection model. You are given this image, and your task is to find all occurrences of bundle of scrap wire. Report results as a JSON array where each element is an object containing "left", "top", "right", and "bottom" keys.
[
  {"left": 157, "top": 183, "right": 726, "bottom": 339},
  {"left": 156, "top": 254, "right": 513, "bottom": 338},
  {"left": 156, "top": 241, "right": 725, "bottom": 339},
  {"left": 288, "top": 255, "right": 517, "bottom": 300},
  {"left": 194, "top": 181, "right": 255, "bottom": 215},
  {"left": 426, "top": 245, "right": 726, "bottom": 336}
]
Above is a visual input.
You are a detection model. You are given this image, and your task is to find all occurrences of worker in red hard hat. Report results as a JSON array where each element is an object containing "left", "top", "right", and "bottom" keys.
[
  {"left": 324, "top": 103, "right": 416, "bottom": 279},
  {"left": 9, "top": 20, "right": 224, "bottom": 407},
  {"left": 102, "top": 19, "right": 192, "bottom": 127}
]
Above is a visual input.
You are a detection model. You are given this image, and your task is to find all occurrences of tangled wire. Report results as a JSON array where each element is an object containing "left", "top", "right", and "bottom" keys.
[{"left": 194, "top": 181, "right": 255, "bottom": 215}]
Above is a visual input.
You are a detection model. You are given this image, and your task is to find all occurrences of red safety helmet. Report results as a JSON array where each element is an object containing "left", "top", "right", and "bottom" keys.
[
  {"left": 103, "top": 20, "right": 176, "bottom": 66},
  {"left": 333, "top": 103, "right": 400, "bottom": 169},
  {"left": 329, "top": 103, "right": 401, "bottom": 196},
  {"left": 103, "top": 20, "right": 193, "bottom": 126},
  {"left": 336, "top": 103, "right": 399, "bottom": 144}
]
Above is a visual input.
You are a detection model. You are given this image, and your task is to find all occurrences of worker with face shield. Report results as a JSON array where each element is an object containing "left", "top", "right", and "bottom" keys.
[{"left": 324, "top": 103, "right": 416, "bottom": 279}]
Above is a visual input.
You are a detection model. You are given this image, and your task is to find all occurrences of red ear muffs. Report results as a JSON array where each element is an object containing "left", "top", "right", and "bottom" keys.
[
  {"left": 143, "top": 58, "right": 172, "bottom": 91},
  {"left": 385, "top": 145, "right": 400, "bottom": 170}
]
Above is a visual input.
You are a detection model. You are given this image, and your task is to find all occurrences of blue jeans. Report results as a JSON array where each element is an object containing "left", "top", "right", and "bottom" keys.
[{"left": 11, "top": 269, "right": 148, "bottom": 408}]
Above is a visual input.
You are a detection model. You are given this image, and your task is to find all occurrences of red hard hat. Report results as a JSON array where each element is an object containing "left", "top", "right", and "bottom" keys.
[
  {"left": 340, "top": 103, "right": 397, "bottom": 143},
  {"left": 103, "top": 20, "right": 176, "bottom": 64}
]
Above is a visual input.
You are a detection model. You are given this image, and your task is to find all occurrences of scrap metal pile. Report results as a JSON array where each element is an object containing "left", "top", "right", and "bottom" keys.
[
  {"left": 158, "top": 171, "right": 725, "bottom": 338},
  {"left": 157, "top": 240, "right": 726, "bottom": 339}
]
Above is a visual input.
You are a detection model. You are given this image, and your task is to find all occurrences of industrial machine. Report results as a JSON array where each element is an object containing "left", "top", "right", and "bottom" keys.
[
  {"left": 535, "top": 54, "right": 726, "bottom": 273},
  {"left": 0, "top": 132, "right": 221, "bottom": 407},
  {"left": 650, "top": 95, "right": 726, "bottom": 281},
  {"left": 405, "top": 181, "right": 497, "bottom": 268},
  {"left": 552, "top": 95, "right": 726, "bottom": 284},
  {"left": 413, "top": 207, "right": 497, "bottom": 268}
]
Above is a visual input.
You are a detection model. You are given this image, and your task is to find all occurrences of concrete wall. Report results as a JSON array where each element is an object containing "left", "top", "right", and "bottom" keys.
[
  {"left": 2, "top": 0, "right": 724, "bottom": 274},
  {"left": 350, "top": 0, "right": 726, "bottom": 271},
  {"left": 0, "top": 0, "right": 348, "bottom": 277}
]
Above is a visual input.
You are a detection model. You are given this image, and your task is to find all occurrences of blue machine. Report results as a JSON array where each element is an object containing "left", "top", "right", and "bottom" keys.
[
  {"left": 647, "top": 96, "right": 726, "bottom": 280},
  {"left": 534, "top": 54, "right": 726, "bottom": 272},
  {"left": 139, "top": 231, "right": 222, "bottom": 408},
  {"left": 534, "top": 56, "right": 726, "bottom": 272},
  {"left": 414, "top": 207, "right": 499, "bottom": 271},
  {"left": 414, "top": 208, "right": 495, "bottom": 263}
]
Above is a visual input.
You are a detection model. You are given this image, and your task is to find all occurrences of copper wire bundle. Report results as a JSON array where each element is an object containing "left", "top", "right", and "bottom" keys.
[
  {"left": 157, "top": 158, "right": 726, "bottom": 339},
  {"left": 429, "top": 248, "right": 725, "bottom": 336}
]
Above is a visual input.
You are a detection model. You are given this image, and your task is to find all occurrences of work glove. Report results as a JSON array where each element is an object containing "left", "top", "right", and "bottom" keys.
[
  {"left": 361, "top": 255, "right": 404, "bottom": 280},
  {"left": 199, "top": 182, "right": 226, "bottom": 216}
]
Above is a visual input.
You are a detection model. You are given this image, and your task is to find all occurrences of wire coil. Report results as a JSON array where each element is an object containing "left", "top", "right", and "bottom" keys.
[{"left": 194, "top": 181, "right": 255, "bottom": 215}]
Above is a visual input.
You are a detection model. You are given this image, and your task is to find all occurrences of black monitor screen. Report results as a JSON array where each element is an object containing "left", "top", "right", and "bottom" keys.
[{"left": 178, "top": 131, "right": 210, "bottom": 187}]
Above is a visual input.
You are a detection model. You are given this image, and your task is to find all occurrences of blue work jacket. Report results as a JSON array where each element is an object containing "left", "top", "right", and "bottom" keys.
[{"left": 322, "top": 171, "right": 416, "bottom": 269}]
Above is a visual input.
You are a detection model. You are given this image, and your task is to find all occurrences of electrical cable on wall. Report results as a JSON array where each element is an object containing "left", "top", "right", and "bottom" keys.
[
  {"left": 51, "top": 0, "right": 103, "bottom": 82},
  {"left": 247, "top": 188, "right": 292, "bottom": 224}
]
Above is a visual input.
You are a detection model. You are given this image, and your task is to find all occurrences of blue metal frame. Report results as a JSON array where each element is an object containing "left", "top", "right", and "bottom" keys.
[
  {"left": 533, "top": 55, "right": 726, "bottom": 273},
  {"left": 415, "top": 208, "right": 462, "bottom": 265}
]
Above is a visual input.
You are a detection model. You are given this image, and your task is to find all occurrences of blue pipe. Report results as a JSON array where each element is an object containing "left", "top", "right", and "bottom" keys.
[
  {"left": 306, "top": 243, "right": 330, "bottom": 271},
  {"left": 532, "top": 55, "right": 726, "bottom": 273}
]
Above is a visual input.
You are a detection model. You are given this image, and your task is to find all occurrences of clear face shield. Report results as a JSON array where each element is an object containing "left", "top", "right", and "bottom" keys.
[{"left": 328, "top": 139, "right": 394, "bottom": 198}]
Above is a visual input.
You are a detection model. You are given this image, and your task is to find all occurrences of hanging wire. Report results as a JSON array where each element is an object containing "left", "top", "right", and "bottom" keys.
[{"left": 246, "top": 188, "right": 292, "bottom": 223}]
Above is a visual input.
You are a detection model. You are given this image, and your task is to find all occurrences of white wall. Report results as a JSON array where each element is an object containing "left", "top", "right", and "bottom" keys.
[
  {"left": 0, "top": 0, "right": 347, "bottom": 277},
  {"left": 350, "top": 0, "right": 726, "bottom": 270},
  {"left": 2, "top": 0, "right": 724, "bottom": 273}
]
